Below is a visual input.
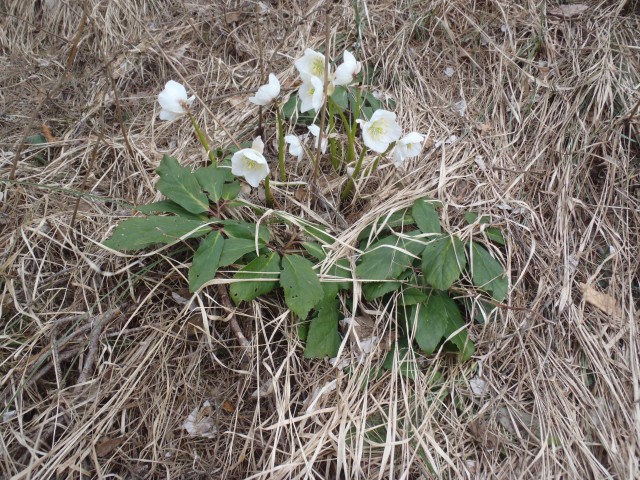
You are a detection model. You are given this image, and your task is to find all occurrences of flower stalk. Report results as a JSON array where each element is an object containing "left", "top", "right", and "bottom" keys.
[
  {"left": 276, "top": 107, "right": 286, "bottom": 182},
  {"left": 189, "top": 113, "right": 217, "bottom": 164}
]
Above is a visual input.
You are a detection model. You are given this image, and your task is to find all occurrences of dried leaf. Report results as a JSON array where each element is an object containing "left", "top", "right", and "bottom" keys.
[
  {"left": 95, "top": 436, "right": 126, "bottom": 457},
  {"left": 548, "top": 4, "right": 589, "bottom": 18},
  {"left": 183, "top": 401, "right": 218, "bottom": 438},
  {"left": 579, "top": 283, "right": 622, "bottom": 318}
]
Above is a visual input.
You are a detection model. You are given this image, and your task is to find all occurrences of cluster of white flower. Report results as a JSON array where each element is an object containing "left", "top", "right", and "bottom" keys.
[{"left": 156, "top": 47, "right": 426, "bottom": 189}]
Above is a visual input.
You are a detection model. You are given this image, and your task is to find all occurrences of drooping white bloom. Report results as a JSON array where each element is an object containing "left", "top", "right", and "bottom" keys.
[
  {"left": 391, "top": 132, "right": 425, "bottom": 166},
  {"left": 308, "top": 125, "right": 328, "bottom": 154},
  {"left": 231, "top": 136, "right": 270, "bottom": 187},
  {"left": 299, "top": 76, "right": 325, "bottom": 113},
  {"left": 333, "top": 50, "right": 361, "bottom": 86},
  {"left": 295, "top": 48, "right": 328, "bottom": 81},
  {"left": 158, "top": 80, "right": 195, "bottom": 121},
  {"left": 357, "top": 109, "right": 402, "bottom": 153},
  {"left": 284, "top": 134, "right": 305, "bottom": 161},
  {"left": 249, "top": 73, "right": 281, "bottom": 106}
]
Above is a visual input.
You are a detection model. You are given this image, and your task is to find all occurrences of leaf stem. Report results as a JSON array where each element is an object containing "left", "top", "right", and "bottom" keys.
[
  {"left": 276, "top": 107, "right": 286, "bottom": 181},
  {"left": 264, "top": 176, "right": 274, "bottom": 208},
  {"left": 189, "top": 113, "right": 217, "bottom": 164}
]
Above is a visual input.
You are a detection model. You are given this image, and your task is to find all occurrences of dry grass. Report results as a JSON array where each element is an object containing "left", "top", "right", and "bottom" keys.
[{"left": 1, "top": 0, "right": 639, "bottom": 478}]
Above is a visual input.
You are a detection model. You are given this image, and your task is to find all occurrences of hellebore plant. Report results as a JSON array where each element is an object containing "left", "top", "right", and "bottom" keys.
[
  {"left": 158, "top": 80, "right": 195, "bottom": 121},
  {"left": 102, "top": 45, "right": 509, "bottom": 368}
]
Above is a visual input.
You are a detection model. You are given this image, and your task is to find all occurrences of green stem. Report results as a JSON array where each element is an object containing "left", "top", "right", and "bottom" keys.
[
  {"left": 340, "top": 147, "right": 367, "bottom": 200},
  {"left": 264, "top": 176, "right": 274, "bottom": 208},
  {"left": 276, "top": 107, "right": 286, "bottom": 182},
  {"left": 189, "top": 113, "right": 217, "bottom": 164},
  {"left": 329, "top": 97, "right": 356, "bottom": 171},
  {"left": 328, "top": 100, "right": 339, "bottom": 171}
]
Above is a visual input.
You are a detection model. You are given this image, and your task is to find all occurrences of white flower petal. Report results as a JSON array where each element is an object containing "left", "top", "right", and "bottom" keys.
[
  {"left": 159, "top": 109, "right": 183, "bottom": 121},
  {"left": 333, "top": 50, "right": 361, "bottom": 86},
  {"left": 295, "top": 48, "right": 327, "bottom": 80},
  {"left": 362, "top": 129, "right": 389, "bottom": 153},
  {"left": 251, "top": 136, "right": 264, "bottom": 154},
  {"left": 249, "top": 73, "right": 281, "bottom": 106}
]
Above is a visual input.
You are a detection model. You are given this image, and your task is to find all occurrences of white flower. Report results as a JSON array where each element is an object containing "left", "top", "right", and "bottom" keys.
[
  {"left": 357, "top": 109, "right": 402, "bottom": 153},
  {"left": 249, "top": 73, "right": 281, "bottom": 106},
  {"left": 299, "top": 76, "right": 325, "bottom": 113},
  {"left": 334, "top": 50, "right": 361, "bottom": 86},
  {"left": 158, "top": 80, "right": 195, "bottom": 121},
  {"left": 231, "top": 136, "right": 270, "bottom": 187},
  {"left": 295, "top": 48, "right": 328, "bottom": 81},
  {"left": 284, "top": 134, "right": 305, "bottom": 161},
  {"left": 392, "top": 132, "right": 425, "bottom": 166},
  {"left": 308, "top": 125, "right": 328, "bottom": 154}
]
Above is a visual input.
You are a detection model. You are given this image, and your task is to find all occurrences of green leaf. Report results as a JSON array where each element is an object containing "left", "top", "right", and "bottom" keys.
[
  {"left": 398, "top": 288, "right": 428, "bottom": 306},
  {"left": 469, "top": 243, "right": 508, "bottom": 302},
  {"left": 302, "top": 242, "right": 326, "bottom": 261},
  {"left": 465, "top": 212, "right": 505, "bottom": 245},
  {"left": 221, "top": 181, "right": 241, "bottom": 200},
  {"left": 103, "top": 216, "right": 209, "bottom": 251},
  {"left": 304, "top": 298, "right": 341, "bottom": 358},
  {"left": 229, "top": 252, "right": 281, "bottom": 304},
  {"left": 189, "top": 232, "right": 224, "bottom": 292},
  {"left": 485, "top": 228, "right": 505, "bottom": 246},
  {"left": 382, "top": 336, "right": 419, "bottom": 379},
  {"left": 194, "top": 165, "right": 226, "bottom": 203},
  {"left": 281, "top": 254, "right": 324, "bottom": 319},
  {"left": 331, "top": 86, "right": 349, "bottom": 111},
  {"left": 421, "top": 235, "right": 466, "bottom": 290},
  {"left": 410, "top": 293, "right": 474, "bottom": 360},
  {"left": 219, "top": 238, "right": 258, "bottom": 267},
  {"left": 302, "top": 224, "right": 335, "bottom": 245},
  {"left": 27, "top": 134, "right": 47, "bottom": 145},
  {"left": 412, "top": 199, "right": 441, "bottom": 234},
  {"left": 325, "top": 258, "right": 353, "bottom": 290},
  {"left": 357, "top": 209, "right": 414, "bottom": 241},
  {"left": 220, "top": 220, "right": 271, "bottom": 244},
  {"left": 357, "top": 233, "right": 425, "bottom": 281},
  {"left": 136, "top": 200, "right": 208, "bottom": 221},
  {"left": 156, "top": 156, "right": 209, "bottom": 214},
  {"left": 363, "top": 281, "right": 401, "bottom": 301}
]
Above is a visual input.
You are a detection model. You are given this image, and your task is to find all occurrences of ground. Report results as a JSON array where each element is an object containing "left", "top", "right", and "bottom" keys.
[{"left": 1, "top": 1, "right": 639, "bottom": 479}]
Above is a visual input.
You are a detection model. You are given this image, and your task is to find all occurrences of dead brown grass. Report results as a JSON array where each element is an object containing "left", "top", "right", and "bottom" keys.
[{"left": 1, "top": 0, "right": 639, "bottom": 479}]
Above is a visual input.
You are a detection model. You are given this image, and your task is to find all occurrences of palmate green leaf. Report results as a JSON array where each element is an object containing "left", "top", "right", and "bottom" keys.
[
  {"left": 221, "top": 181, "right": 241, "bottom": 200},
  {"left": 219, "top": 238, "right": 258, "bottom": 267},
  {"left": 469, "top": 243, "right": 508, "bottom": 302},
  {"left": 189, "top": 232, "right": 224, "bottom": 292},
  {"left": 382, "top": 336, "right": 419, "bottom": 379},
  {"left": 356, "top": 233, "right": 425, "bottom": 281},
  {"left": 465, "top": 212, "right": 505, "bottom": 245},
  {"left": 281, "top": 254, "right": 324, "bottom": 319},
  {"left": 230, "top": 252, "right": 281, "bottom": 304},
  {"left": 136, "top": 200, "right": 208, "bottom": 221},
  {"left": 156, "top": 156, "right": 209, "bottom": 214},
  {"left": 194, "top": 165, "right": 226, "bottom": 203},
  {"left": 331, "top": 86, "right": 350, "bottom": 112},
  {"left": 409, "top": 293, "right": 474, "bottom": 360},
  {"left": 363, "top": 281, "right": 401, "bottom": 301},
  {"left": 302, "top": 242, "right": 326, "bottom": 261},
  {"left": 421, "top": 235, "right": 466, "bottom": 290},
  {"left": 219, "top": 220, "right": 271, "bottom": 244},
  {"left": 304, "top": 297, "right": 341, "bottom": 359},
  {"left": 357, "top": 209, "right": 415, "bottom": 241},
  {"left": 103, "top": 216, "right": 209, "bottom": 251},
  {"left": 412, "top": 198, "right": 441, "bottom": 234}
]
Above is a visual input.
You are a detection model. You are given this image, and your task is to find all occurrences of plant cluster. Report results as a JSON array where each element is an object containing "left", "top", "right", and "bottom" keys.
[{"left": 103, "top": 47, "right": 508, "bottom": 366}]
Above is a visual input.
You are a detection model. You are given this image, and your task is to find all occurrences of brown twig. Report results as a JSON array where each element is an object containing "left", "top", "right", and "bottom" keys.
[
  {"left": 216, "top": 284, "right": 251, "bottom": 351},
  {"left": 76, "top": 307, "right": 123, "bottom": 385}
]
